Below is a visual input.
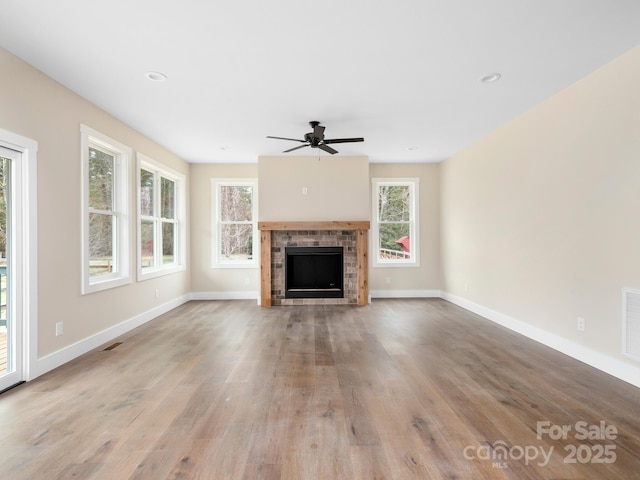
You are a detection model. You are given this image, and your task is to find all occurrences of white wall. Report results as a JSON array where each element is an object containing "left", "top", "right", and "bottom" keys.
[{"left": 440, "top": 45, "right": 640, "bottom": 385}]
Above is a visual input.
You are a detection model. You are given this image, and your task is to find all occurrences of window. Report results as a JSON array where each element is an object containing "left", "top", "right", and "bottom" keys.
[
  {"left": 138, "top": 154, "right": 185, "bottom": 279},
  {"left": 212, "top": 179, "right": 258, "bottom": 268},
  {"left": 372, "top": 178, "right": 420, "bottom": 267},
  {"left": 81, "top": 125, "right": 131, "bottom": 293}
]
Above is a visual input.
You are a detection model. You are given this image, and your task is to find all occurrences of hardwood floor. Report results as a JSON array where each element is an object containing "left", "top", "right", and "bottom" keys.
[
  {"left": 0, "top": 329, "right": 6, "bottom": 374},
  {"left": 1, "top": 299, "right": 639, "bottom": 479}
]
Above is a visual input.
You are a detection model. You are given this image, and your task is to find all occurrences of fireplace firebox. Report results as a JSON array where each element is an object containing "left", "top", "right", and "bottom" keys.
[{"left": 285, "top": 246, "right": 344, "bottom": 299}]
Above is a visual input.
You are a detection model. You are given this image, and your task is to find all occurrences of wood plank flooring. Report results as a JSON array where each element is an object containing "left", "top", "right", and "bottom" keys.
[
  {"left": 0, "top": 329, "right": 6, "bottom": 373},
  {"left": 1, "top": 299, "right": 639, "bottom": 479}
]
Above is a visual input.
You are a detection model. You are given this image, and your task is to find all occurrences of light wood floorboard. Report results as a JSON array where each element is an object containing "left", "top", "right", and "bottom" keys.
[
  {"left": 0, "top": 330, "right": 7, "bottom": 374},
  {"left": 1, "top": 299, "right": 639, "bottom": 479}
]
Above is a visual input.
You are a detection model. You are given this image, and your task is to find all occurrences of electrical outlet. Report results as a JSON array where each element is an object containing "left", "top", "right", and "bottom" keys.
[
  {"left": 244, "top": 277, "right": 250, "bottom": 285},
  {"left": 577, "top": 317, "right": 586, "bottom": 332},
  {"left": 55, "top": 322, "right": 63, "bottom": 336},
  {"left": 155, "top": 289, "right": 160, "bottom": 299},
  {"left": 385, "top": 276, "right": 391, "bottom": 285},
  {"left": 302, "top": 187, "right": 309, "bottom": 195}
]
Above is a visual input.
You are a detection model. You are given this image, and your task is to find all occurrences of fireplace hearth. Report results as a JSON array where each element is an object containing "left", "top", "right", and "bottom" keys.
[{"left": 285, "top": 246, "right": 344, "bottom": 299}]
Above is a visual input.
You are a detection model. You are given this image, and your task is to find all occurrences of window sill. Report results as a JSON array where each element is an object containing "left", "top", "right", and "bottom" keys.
[
  {"left": 82, "top": 275, "right": 131, "bottom": 295},
  {"left": 138, "top": 264, "right": 186, "bottom": 281},
  {"left": 373, "top": 260, "right": 421, "bottom": 268},
  {"left": 212, "top": 261, "right": 258, "bottom": 269}
]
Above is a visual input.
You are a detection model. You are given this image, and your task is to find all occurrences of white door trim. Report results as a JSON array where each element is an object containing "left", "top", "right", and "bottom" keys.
[{"left": 0, "top": 128, "right": 38, "bottom": 385}]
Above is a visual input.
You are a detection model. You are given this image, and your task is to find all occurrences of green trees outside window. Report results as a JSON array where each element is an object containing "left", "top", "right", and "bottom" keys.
[
  {"left": 139, "top": 165, "right": 178, "bottom": 270},
  {"left": 88, "top": 147, "right": 116, "bottom": 276},
  {"left": 373, "top": 178, "right": 419, "bottom": 265}
]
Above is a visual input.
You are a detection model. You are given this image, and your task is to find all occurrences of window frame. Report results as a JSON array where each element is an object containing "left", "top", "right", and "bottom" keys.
[
  {"left": 211, "top": 178, "right": 258, "bottom": 269},
  {"left": 371, "top": 177, "right": 420, "bottom": 268},
  {"left": 136, "top": 153, "right": 186, "bottom": 281},
  {"left": 80, "top": 124, "right": 131, "bottom": 294}
]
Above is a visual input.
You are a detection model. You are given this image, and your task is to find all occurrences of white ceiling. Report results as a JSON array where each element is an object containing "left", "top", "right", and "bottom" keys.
[{"left": 1, "top": 1, "right": 639, "bottom": 164}]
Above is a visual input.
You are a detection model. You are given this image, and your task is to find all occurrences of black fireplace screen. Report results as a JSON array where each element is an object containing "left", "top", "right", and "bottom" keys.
[{"left": 285, "top": 246, "right": 344, "bottom": 298}]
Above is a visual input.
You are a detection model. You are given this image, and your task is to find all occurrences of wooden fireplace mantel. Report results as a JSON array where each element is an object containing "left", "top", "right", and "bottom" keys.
[
  {"left": 258, "top": 220, "right": 370, "bottom": 232},
  {"left": 258, "top": 221, "right": 370, "bottom": 306}
]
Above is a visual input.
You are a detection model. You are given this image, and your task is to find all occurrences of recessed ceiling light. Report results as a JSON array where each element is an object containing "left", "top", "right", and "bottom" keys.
[
  {"left": 407, "top": 146, "right": 419, "bottom": 151},
  {"left": 145, "top": 71, "right": 167, "bottom": 82},
  {"left": 480, "top": 72, "right": 501, "bottom": 83}
]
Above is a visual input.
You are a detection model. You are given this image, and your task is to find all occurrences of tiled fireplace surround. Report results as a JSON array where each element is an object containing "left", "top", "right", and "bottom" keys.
[{"left": 258, "top": 221, "right": 370, "bottom": 306}]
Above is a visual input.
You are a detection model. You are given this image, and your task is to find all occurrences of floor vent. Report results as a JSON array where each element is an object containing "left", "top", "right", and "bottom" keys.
[
  {"left": 623, "top": 289, "right": 640, "bottom": 362},
  {"left": 103, "top": 342, "right": 123, "bottom": 351}
]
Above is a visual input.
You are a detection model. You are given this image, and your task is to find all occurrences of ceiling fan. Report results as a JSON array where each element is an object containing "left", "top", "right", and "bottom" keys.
[{"left": 267, "top": 121, "right": 364, "bottom": 154}]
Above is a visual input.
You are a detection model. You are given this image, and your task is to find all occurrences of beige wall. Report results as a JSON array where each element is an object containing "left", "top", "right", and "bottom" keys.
[
  {"left": 440, "top": 46, "right": 640, "bottom": 365},
  {"left": 191, "top": 157, "right": 370, "bottom": 296},
  {"left": 258, "top": 155, "right": 370, "bottom": 222},
  {"left": 190, "top": 159, "right": 439, "bottom": 298},
  {"left": 369, "top": 163, "right": 441, "bottom": 295},
  {"left": 189, "top": 163, "right": 259, "bottom": 295},
  {"left": 0, "top": 47, "right": 190, "bottom": 358}
]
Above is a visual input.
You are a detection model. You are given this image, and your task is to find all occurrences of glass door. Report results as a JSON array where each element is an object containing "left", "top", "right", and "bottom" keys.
[{"left": 0, "top": 146, "right": 21, "bottom": 392}]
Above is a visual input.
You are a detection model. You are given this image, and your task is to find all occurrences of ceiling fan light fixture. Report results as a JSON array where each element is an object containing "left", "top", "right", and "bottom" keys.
[
  {"left": 145, "top": 71, "right": 168, "bottom": 82},
  {"left": 480, "top": 72, "right": 501, "bottom": 83}
]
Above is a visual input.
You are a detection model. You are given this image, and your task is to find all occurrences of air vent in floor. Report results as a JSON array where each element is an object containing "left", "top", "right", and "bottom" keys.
[{"left": 103, "top": 342, "right": 123, "bottom": 351}]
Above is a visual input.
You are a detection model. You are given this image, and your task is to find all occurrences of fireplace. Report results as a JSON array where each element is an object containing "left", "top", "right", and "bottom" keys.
[
  {"left": 258, "top": 221, "right": 370, "bottom": 306},
  {"left": 285, "top": 246, "right": 344, "bottom": 299}
]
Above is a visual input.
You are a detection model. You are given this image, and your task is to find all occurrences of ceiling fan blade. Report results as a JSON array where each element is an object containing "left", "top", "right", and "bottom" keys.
[
  {"left": 318, "top": 144, "right": 338, "bottom": 154},
  {"left": 323, "top": 137, "right": 364, "bottom": 144},
  {"left": 283, "top": 144, "right": 310, "bottom": 153},
  {"left": 266, "top": 136, "right": 306, "bottom": 142}
]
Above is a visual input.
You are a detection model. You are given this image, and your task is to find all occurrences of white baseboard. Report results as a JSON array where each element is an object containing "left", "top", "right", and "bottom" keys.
[
  {"left": 30, "top": 295, "right": 191, "bottom": 380},
  {"left": 370, "top": 289, "right": 442, "bottom": 299},
  {"left": 190, "top": 291, "right": 259, "bottom": 301},
  {"left": 441, "top": 292, "right": 640, "bottom": 389}
]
